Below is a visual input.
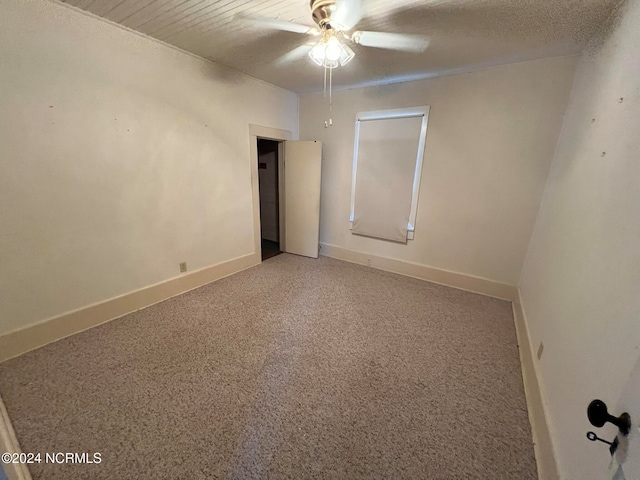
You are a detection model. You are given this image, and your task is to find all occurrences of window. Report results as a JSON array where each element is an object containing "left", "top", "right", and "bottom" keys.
[{"left": 349, "top": 106, "right": 430, "bottom": 243}]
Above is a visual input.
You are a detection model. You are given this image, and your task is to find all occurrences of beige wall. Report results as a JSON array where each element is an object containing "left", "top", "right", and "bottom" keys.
[
  {"left": 300, "top": 56, "right": 578, "bottom": 285},
  {"left": 0, "top": 0, "right": 298, "bottom": 336},
  {"left": 519, "top": 1, "right": 640, "bottom": 478}
]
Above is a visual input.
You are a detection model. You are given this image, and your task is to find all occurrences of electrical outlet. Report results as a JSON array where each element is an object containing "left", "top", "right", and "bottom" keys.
[
  {"left": 179, "top": 262, "right": 187, "bottom": 273},
  {"left": 537, "top": 342, "right": 544, "bottom": 360},
  {"left": 367, "top": 258, "right": 371, "bottom": 267}
]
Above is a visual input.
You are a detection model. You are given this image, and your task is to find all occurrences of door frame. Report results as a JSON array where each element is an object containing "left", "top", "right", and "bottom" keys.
[
  {"left": 0, "top": 393, "right": 30, "bottom": 480},
  {"left": 249, "top": 124, "right": 292, "bottom": 262}
]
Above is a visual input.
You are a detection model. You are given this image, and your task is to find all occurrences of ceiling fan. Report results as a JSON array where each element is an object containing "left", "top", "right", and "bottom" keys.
[
  {"left": 240, "top": 0, "right": 428, "bottom": 126},
  {"left": 241, "top": 0, "right": 429, "bottom": 69}
]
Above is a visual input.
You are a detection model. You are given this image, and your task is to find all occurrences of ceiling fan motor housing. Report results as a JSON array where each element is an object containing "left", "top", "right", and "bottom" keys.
[{"left": 310, "top": 0, "right": 338, "bottom": 29}]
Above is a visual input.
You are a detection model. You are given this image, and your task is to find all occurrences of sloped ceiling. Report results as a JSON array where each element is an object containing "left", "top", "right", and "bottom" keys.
[{"left": 58, "top": 0, "right": 621, "bottom": 93}]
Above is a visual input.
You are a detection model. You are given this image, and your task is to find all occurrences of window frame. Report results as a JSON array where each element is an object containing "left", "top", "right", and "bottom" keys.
[{"left": 349, "top": 106, "right": 430, "bottom": 241}]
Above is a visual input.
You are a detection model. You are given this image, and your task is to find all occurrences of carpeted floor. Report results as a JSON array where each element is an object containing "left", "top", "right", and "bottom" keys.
[{"left": 0, "top": 254, "right": 537, "bottom": 479}]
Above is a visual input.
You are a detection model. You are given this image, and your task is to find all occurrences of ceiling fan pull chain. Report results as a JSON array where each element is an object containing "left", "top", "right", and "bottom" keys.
[
  {"left": 328, "top": 65, "right": 333, "bottom": 127},
  {"left": 324, "top": 65, "right": 334, "bottom": 128},
  {"left": 324, "top": 65, "right": 329, "bottom": 128},
  {"left": 323, "top": 65, "right": 327, "bottom": 98}
]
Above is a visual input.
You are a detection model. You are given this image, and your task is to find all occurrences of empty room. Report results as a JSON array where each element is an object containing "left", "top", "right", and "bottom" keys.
[{"left": 1, "top": 0, "right": 638, "bottom": 479}]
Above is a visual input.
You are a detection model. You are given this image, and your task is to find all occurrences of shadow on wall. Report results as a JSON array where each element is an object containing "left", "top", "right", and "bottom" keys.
[
  {"left": 362, "top": 82, "right": 407, "bottom": 98},
  {"left": 584, "top": 0, "right": 628, "bottom": 56},
  {"left": 199, "top": 61, "right": 249, "bottom": 85},
  {"left": 551, "top": 0, "right": 630, "bottom": 181}
]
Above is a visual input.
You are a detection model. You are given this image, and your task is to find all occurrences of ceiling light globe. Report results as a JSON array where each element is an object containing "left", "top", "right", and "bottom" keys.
[
  {"left": 325, "top": 37, "right": 342, "bottom": 62},
  {"left": 308, "top": 41, "right": 326, "bottom": 66}
]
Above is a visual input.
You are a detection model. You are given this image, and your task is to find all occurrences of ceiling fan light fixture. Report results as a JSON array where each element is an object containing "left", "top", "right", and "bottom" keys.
[
  {"left": 338, "top": 42, "right": 355, "bottom": 67},
  {"left": 308, "top": 41, "right": 326, "bottom": 66},
  {"left": 325, "top": 36, "right": 342, "bottom": 62},
  {"left": 308, "top": 33, "right": 354, "bottom": 68},
  {"left": 309, "top": 41, "right": 338, "bottom": 68}
]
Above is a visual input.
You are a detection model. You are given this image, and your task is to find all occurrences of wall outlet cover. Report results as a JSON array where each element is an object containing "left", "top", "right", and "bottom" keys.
[{"left": 180, "top": 262, "right": 187, "bottom": 273}]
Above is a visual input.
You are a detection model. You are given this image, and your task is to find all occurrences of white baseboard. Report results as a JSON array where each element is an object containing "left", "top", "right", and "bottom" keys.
[
  {"left": 0, "top": 253, "right": 260, "bottom": 363},
  {"left": 0, "top": 395, "right": 31, "bottom": 480},
  {"left": 512, "top": 289, "right": 559, "bottom": 480},
  {"left": 320, "top": 243, "right": 517, "bottom": 301}
]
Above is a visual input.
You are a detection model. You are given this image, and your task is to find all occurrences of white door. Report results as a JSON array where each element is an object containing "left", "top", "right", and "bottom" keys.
[
  {"left": 606, "top": 356, "right": 640, "bottom": 479},
  {"left": 284, "top": 141, "right": 322, "bottom": 258}
]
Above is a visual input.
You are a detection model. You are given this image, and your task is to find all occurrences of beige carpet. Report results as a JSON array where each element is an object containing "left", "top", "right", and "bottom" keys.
[{"left": 0, "top": 254, "right": 536, "bottom": 479}]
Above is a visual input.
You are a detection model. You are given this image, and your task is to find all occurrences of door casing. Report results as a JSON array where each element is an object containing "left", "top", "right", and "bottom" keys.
[{"left": 249, "top": 124, "right": 292, "bottom": 261}]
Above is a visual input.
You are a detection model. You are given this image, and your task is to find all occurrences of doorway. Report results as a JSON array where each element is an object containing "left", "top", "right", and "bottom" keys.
[{"left": 257, "top": 138, "right": 282, "bottom": 261}]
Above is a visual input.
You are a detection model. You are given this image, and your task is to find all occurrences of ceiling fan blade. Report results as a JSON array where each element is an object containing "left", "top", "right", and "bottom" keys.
[
  {"left": 351, "top": 31, "right": 429, "bottom": 52},
  {"left": 275, "top": 44, "right": 314, "bottom": 66},
  {"left": 332, "top": 0, "right": 364, "bottom": 31},
  {"left": 237, "top": 13, "right": 319, "bottom": 35}
]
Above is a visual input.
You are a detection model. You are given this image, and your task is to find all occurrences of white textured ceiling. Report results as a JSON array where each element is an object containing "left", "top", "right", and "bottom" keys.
[{"left": 59, "top": 0, "right": 621, "bottom": 93}]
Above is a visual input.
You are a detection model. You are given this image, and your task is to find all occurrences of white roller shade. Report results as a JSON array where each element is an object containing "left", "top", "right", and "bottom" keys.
[{"left": 352, "top": 115, "right": 423, "bottom": 243}]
